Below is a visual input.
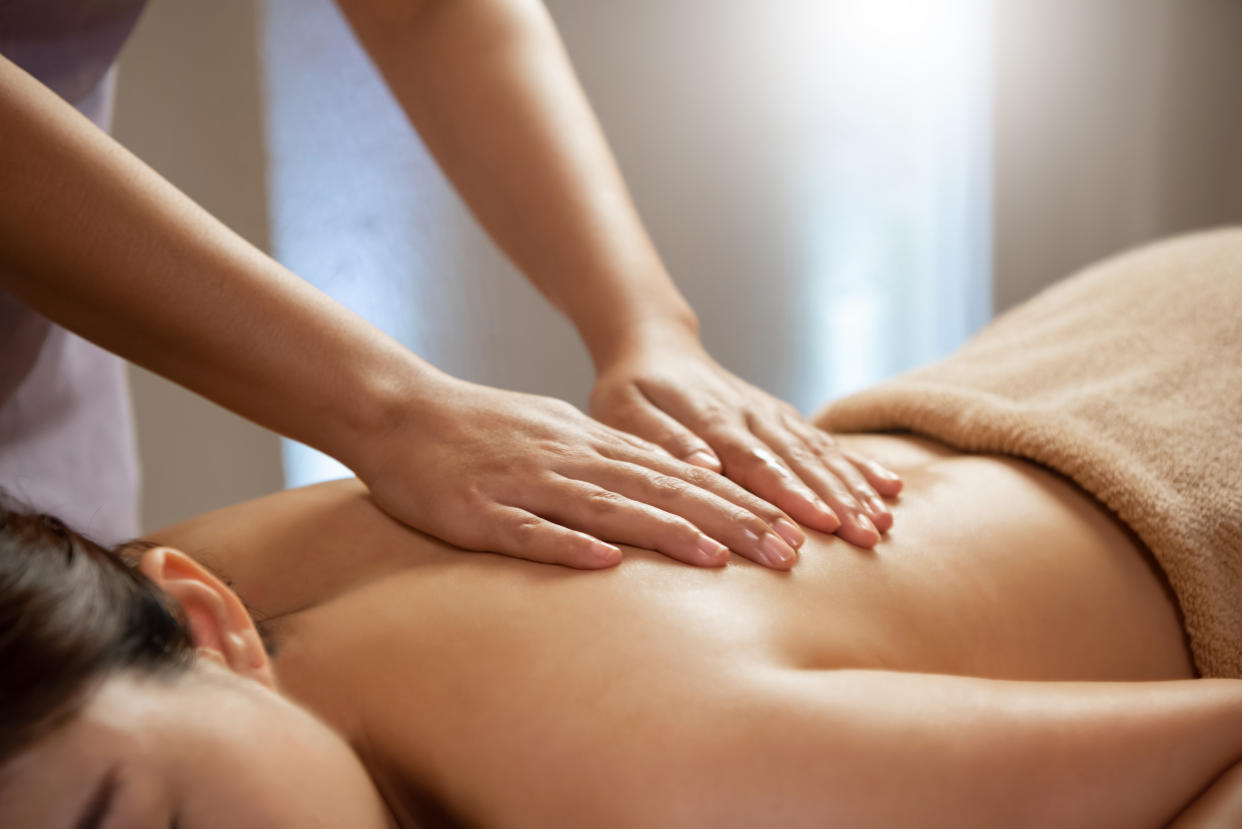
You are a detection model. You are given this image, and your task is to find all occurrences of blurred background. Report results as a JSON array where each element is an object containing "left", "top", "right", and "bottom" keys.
[{"left": 112, "top": 0, "right": 1242, "bottom": 531}]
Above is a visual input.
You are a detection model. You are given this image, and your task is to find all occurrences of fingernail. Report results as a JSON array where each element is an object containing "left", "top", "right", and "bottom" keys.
[
  {"left": 760, "top": 532, "right": 796, "bottom": 567},
  {"left": 811, "top": 496, "right": 841, "bottom": 530},
  {"left": 877, "top": 466, "right": 901, "bottom": 481},
  {"left": 697, "top": 535, "right": 730, "bottom": 564},
  {"left": 773, "top": 518, "right": 804, "bottom": 549},
  {"left": 592, "top": 542, "right": 622, "bottom": 565},
  {"left": 855, "top": 512, "right": 877, "bottom": 535},
  {"left": 685, "top": 449, "right": 721, "bottom": 469},
  {"left": 868, "top": 496, "right": 889, "bottom": 516}
]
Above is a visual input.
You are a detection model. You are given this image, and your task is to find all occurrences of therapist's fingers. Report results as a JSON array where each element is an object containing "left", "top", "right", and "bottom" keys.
[
  {"left": 693, "top": 424, "right": 843, "bottom": 536},
  {"left": 514, "top": 478, "right": 737, "bottom": 568},
  {"left": 791, "top": 421, "right": 894, "bottom": 532},
  {"left": 601, "top": 443, "right": 808, "bottom": 555},
  {"left": 485, "top": 506, "right": 624, "bottom": 569},
  {"left": 745, "top": 418, "right": 883, "bottom": 546},
  {"left": 844, "top": 450, "right": 904, "bottom": 498},
  {"left": 358, "top": 380, "right": 805, "bottom": 570},
  {"left": 571, "top": 462, "right": 801, "bottom": 569}
]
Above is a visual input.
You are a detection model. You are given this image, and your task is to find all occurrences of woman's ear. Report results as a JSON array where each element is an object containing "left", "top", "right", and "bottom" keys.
[{"left": 138, "top": 546, "right": 276, "bottom": 689}]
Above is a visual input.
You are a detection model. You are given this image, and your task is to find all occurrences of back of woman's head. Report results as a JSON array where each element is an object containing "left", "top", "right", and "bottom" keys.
[
  {"left": 0, "top": 495, "right": 194, "bottom": 765},
  {"left": 0, "top": 499, "right": 398, "bottom": 829}
]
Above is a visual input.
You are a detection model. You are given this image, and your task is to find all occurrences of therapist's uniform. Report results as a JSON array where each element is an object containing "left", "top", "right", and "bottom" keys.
[{"left": 1, "top": 0, "right": 149, "bottom": 544}]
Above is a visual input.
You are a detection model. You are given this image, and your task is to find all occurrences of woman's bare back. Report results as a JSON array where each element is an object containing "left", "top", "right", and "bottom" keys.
[{"left": 153, "top": 433, "right": 1200, "bottom": 826}]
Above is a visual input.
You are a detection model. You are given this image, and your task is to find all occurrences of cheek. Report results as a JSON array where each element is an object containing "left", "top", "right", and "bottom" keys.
[{"left": 189, "top": 760, "right": 389, "bottom": 829}]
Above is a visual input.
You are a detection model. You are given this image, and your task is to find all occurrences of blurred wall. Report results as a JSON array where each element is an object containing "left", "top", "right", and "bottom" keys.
[
  {"left": 992, "top": 0, "right": 1242, "bottom": 311},
  {"left": 112, "top": 0, "right": 284, "bottom": 531},
  {"left": 112, "top": 0, "right": 1242, "bottom": 528},
  {"left": 265, "top": 0, "right": 992, "bottom": 487}
]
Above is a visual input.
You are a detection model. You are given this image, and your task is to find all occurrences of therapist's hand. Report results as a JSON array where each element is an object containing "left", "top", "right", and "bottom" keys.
[
  {"left": 352, "top": 376, "right": 804, "bottom": 570},
  {"left": 590, "top": 333, "right": 902, "bottom": 548}
]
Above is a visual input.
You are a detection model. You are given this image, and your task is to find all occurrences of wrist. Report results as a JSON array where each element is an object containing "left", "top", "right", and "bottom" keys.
[
  {"left": 316, "top": 347, "right": 455, "bottom": 479},
  {"left": 583, "top": 302, "right": 702, "bottom": 372}
]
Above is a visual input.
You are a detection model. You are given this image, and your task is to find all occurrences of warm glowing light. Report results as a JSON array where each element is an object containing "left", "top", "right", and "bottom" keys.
[{"left": 264, "top": 0, "right": 993, "bottom": 486}]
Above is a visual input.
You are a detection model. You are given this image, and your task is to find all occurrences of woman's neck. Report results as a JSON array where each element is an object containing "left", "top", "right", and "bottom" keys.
[{"left": 147, "top": 478, "right": 428, "bottom": 620}]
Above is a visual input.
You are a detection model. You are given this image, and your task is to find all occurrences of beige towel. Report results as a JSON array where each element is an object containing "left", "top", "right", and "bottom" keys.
[{"left": 815, "top": 229, "right": 1242, "bottom": 677}]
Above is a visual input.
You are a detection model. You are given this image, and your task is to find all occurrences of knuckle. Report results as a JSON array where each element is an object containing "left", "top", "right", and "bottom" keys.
[
  {"left": 784, "top": 443, "right": 818, "bottom": 466},
  {"left": 695, "top": 404, "right": 730, "bottom": 428},
  {"left": 460, "top": 485, "right": 492, "bottom": 510},
  {"left": 811, "top": 432, "right": 840, "bottom": 454},
  {"left": 678, "top": 464, "right": 719, "bottom": 490},
  {"left": 510, "top": 516, "right": 546, "bottom": 545},
  {"left": 586, "top": 489, "right": 625, "bottom": 515},
  {"left": 525, "top": 438, "right": 566, "bottom": 464},
  {"left": 760, "top": 458, "right": 794, "bottom": 482},
  {"left": 646, "top": 474, "right": 689, "bottom": 500},
  {"left": 549, "top": 398, "right": 580, "bottom": 417},
  {"left": 744, "top": 444, "right": 781, "bottom": 466}
]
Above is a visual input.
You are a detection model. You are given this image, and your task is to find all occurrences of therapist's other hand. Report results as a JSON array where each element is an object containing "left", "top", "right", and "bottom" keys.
[
  {"left": 352, "top": 377, "right": 803, "bottom": 570},
  {"left": 590, "top": 335, "right": 902, "bottom": 548}
]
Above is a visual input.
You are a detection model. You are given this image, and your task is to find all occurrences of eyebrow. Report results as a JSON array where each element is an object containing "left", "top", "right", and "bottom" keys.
[{"left": 73, "top": 764, "right": 120, "bottom": 829}]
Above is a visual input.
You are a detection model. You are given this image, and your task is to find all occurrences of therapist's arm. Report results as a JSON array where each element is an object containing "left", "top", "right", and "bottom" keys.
[
  {"left": 0, "top": 53, "right": 805, "bottom": 570},
  {"left": 336, "top": 0, "right": 901, "bottom": 545}
]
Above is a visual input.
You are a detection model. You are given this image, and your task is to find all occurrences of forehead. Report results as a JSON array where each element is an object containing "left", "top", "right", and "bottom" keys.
[{"left": 0, "top": 676, "right": 159, "bottom": 825}]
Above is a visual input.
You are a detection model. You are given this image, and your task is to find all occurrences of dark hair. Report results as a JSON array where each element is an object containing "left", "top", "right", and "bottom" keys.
[{"left": 0, "top": 495, "right": 195, "bottom": 766}]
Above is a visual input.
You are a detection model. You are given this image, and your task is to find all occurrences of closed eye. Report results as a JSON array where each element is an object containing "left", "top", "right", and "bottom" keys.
[{"left": 74, "top": 764, "right": 119, "bottom": 829}]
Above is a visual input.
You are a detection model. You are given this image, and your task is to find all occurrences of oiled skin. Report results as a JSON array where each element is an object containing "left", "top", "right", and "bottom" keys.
[{"left": 155, "top": 434, "right": 1203, "bottom": 827}]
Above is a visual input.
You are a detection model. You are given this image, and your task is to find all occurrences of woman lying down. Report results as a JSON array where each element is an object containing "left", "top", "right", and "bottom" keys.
[{"left": 3, "top": 229, "right": 1241, "bottom": 828}]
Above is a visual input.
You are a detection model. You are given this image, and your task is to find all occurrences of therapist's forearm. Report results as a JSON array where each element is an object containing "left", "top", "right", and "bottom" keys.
[
  {"left": 0, "top": 55, "right": 439, "bottom": 469},
  {"left": 335, "top": 0, "right": 699, "bottom": 369}
]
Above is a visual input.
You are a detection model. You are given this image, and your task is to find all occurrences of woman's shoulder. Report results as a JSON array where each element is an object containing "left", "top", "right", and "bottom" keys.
[{"left": 147, "top": 478, "right": 436, "bottom": 619}]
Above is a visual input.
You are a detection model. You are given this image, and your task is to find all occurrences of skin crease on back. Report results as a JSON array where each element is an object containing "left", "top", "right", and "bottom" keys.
[{"left": 148, "top": 432, "right": 1196, "bottom": 827}]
